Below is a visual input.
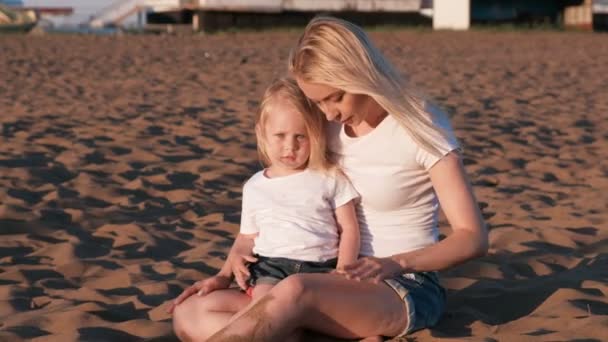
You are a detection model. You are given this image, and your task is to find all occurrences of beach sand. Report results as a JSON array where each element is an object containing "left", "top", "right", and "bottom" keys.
[{"left": 0, "top": 30, "right": 607, "bottom": 341}]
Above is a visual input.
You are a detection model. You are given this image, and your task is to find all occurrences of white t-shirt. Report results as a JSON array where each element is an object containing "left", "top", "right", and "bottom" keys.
[
  {"left": 240, "top": 168, "right": 359, "bottom": 262},
  {"left": 328, "top": 109, "right": 459, "bottom": 258}
]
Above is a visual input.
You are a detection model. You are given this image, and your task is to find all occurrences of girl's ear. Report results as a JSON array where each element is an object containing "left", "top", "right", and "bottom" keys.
[{"left": 255, "top": 123, "right": 263, "bottom": 141}]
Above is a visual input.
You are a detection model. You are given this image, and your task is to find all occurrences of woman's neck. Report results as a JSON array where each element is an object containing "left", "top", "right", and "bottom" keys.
[{"left": 346, "top": 110, "right": 388, "bottom": 137}]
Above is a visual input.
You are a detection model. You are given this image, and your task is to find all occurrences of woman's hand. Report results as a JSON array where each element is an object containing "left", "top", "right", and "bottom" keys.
[
  {"left": 166, "top": 274, "right": 232, "bottom": 314},
  {"left": 336, "top": 256, "right": 405, "bottom": 283}
]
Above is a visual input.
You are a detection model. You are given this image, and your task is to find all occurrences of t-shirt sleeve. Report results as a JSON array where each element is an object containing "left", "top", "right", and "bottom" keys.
[
  {"left": 415, "top": 104, "right": 460, "bottom": 170},
  {"left": 330, "top": 170, "right": 360, "bottom": 209},
  {"left": 239, "top": 181, "right": 258, "bottom": 234}
]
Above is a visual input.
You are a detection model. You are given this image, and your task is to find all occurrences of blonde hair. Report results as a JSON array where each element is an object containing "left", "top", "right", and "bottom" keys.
[
  {"left": 288, "top": 16, "right": 455, "bottom": 157},
  {"left": 256, "top": 77, "right": 334, "bottom": 171}
]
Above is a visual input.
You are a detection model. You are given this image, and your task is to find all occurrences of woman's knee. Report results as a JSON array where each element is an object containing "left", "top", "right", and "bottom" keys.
[
  {"left": 271, "top": 274, "right": 313, "bottom": 307},
  {"left": 172, "top": 298, "right": 201, "bottom": 341}
]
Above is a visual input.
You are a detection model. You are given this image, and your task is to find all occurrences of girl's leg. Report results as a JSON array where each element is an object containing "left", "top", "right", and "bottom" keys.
[
  {"left": 173, "top": 288, "right": 250, "bottom": 342},
  {"left": 208, "top": 273, "right": 408, "bottom": 341}
]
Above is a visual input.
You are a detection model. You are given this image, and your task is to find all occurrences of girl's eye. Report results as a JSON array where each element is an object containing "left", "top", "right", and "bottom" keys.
[
  {"left": 296, "top": 135, "right": 307, "bottom": 140},
  {"left": 275, "top": 133, "right": 285, "bottom": 138}
]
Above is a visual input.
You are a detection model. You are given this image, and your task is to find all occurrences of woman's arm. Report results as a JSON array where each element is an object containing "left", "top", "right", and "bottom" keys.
[
  {"left": 341, "top": 151, "right": 487, "bottom": 281},
  {"left": 168, "top": 233, "right": 257, "bottom": 313},
  {"left": 393, "top": 151, "right": 488, "bottom": 272},
  {"left": 334, "top": 200, "right": 360, "bottom": 269}
]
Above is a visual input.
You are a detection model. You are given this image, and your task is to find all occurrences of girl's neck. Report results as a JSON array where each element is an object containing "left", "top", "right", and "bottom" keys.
[{"left": 264, "top": 167, "right": 307, "bottom": 179}]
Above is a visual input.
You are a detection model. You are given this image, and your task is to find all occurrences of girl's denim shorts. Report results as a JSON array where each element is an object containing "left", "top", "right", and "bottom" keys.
[
  {"left": 384, "top": 271, "right": 446, "bottom": 336},
  {"left": 248, "top": 255, "right": 337, "bottom": 286}
]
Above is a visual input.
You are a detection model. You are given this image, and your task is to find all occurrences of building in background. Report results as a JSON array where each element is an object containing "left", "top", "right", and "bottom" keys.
[{"left": 7, "top": 0, "right": 605, "bottom": 32}]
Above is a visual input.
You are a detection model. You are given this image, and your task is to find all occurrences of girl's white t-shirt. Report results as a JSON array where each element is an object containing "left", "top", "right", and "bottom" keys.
[
  {"left": 328, "top": 110, "right": 459, "bottom": 258},
  {"left": 240, "top": 168, "right": 359, "bottom": 262}
]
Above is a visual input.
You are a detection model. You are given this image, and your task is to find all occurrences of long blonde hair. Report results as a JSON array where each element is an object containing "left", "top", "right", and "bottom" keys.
[
  {"left": 288, "top": 16, "right": 454, "bottom": 157},
  {"left": 256, "top": 77, "right": 334, "bottom": 171}
]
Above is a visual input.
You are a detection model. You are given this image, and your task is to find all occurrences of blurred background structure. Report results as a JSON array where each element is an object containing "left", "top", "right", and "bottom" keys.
[{"left": 1, "top": 0, "right": 607, "bottom": 33}]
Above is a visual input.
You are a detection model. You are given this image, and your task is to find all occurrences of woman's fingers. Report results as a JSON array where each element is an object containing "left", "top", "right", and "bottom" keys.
[
  {"left": 341, "top": 258, "right": 387, "bottom": 282},
  {"left": 349, "top": 264, "right": 379, "bottom": 281},
  {"left": 341, "top": 258, "right": 366, "bottom": 271},
  {"left": 167, "top": 283, "right": 201, "bottom": 313},
  {"left": 174, "top": 285, "right": 199, "bottom": 303}
]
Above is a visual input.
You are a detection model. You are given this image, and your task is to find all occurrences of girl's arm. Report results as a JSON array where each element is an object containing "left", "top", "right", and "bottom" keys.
[
  {"left": 230, "top": 233, "right": 258, "bottom": 289},
  {"left": 334, "top": 200, "right": 360, "bottom": 269}
]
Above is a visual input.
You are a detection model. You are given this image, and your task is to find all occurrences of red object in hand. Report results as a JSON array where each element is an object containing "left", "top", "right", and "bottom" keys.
[{"left": 245, "top": 286, "right": 254, "bottom": 297}]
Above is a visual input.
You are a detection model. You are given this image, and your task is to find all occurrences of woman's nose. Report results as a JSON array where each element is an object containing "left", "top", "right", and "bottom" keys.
[{"left": 323, "top": 106, "right": 340, "bottom": 122}]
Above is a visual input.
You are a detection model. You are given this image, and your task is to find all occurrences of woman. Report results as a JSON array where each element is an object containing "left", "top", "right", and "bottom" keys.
[{"left": 172, "top": 16, "right": 487, "bottom": 341}]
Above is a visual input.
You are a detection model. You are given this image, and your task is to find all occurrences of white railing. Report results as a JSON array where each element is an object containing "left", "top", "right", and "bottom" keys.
[{"left": 88, "top": 0, "right": 180, "bottom": 28}]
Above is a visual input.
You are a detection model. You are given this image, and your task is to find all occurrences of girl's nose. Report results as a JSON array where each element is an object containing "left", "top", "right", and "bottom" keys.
[{"left": 285, "top": 138, "right": 298, "bottom": 151}]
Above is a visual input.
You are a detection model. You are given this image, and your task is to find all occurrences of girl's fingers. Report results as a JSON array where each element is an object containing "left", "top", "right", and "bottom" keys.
[
  {"left": 235, "top": 272, "right": 248, "bottom": 290},
  {"left": 235, "top": 262, "right": 250, "bottom": 278},
  {"left": 242, "top": 255, "right": 258, "bottom": 263}
]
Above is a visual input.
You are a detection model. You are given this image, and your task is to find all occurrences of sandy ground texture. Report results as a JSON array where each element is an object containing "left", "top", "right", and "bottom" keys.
[{"left": 1, "top": 30, "right": 607, "bottom": 341}]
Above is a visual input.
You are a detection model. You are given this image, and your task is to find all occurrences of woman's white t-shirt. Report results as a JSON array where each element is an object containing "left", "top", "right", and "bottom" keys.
[{"left": 328, "top": 111, "right": 459, "bottom": 258}]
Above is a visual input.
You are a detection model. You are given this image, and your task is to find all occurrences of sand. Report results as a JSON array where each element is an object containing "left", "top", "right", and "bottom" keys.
[{"left": 0, "top": 30, "right": 607, "bottom": 341}]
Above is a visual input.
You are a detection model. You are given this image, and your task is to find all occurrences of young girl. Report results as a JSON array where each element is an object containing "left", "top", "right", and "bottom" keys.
[
  {"left": 239, "top": 76, "right": 360, "bottom": 300},
  {"left": 169, "top": 77, "right": 360, "bottom": 341}
]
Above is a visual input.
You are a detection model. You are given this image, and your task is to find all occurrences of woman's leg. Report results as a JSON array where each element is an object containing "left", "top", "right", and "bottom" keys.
[
  {"left": 208, "top": 273, "right": 408, "bottom": 341},
  {"left": 173, "top": 288, "right": 251, "bottom": 342}
]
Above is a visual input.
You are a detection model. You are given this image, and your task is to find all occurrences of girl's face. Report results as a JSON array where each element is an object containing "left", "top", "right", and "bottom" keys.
[
  {"left": 259, "top": 99, "right": 311, "bottom": 177},
  {"left": 296, "top": 78, "right": 385, "bottom": 128}
]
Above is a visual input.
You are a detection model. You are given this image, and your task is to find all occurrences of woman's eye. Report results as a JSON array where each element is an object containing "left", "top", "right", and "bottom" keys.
[
  {"left": 333, "top": 92, "right": 344, "bottom": 102},
  {"left": 296, "top": 135, "right": 307, "bottom": 140}
]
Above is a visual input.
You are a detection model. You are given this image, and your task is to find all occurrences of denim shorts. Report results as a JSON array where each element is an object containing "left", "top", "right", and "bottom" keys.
[
  {"left": 384, "top": 272, "right": 446, "bottom": 336},
  {"left": 248, "top": 255, "right": 337, "bottom": 286}
]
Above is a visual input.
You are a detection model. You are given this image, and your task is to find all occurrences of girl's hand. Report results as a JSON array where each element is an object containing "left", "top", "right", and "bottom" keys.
[
  {"left": 336, "top": 256, "right": 404, "bottom": 283},
  {"left": 230, "top": 254, "right": 258, "bottom": 290},
  {"left": 166, "top": 274, "right": 232, "bottom": 314}
]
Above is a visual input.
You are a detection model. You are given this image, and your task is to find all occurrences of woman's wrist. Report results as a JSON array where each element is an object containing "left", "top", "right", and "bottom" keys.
[
  {"left": 390, "top": 253, "right": 412, "bottom": 273},
  {"left": 217, "top": 268, "right": 233, "bottom": 279}
]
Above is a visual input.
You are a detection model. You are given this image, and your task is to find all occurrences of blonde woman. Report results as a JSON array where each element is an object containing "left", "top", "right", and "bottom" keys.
[
  {"left": 169, "top": 77, "right": 361, "bottom": 341},
  {"left": 201, "top": 16, "right": 488, "bottom": 341}
]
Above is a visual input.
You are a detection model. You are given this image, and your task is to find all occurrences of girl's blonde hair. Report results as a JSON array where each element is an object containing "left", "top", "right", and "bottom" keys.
[
  {"left": 288, "top": 16, "right": 454, "bottom": 157},
  {"left": 256, "top": 77, "right": 334, "bottom": 171}
]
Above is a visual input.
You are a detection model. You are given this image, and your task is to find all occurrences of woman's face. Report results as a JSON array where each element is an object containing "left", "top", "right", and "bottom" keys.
[{"left": 296, "top": 78, "right": 385, "bottom": 128}]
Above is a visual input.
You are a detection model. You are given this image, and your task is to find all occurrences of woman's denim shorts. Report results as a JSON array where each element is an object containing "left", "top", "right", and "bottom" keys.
[
  {"left": 384, "top": 272, "right": 446, "bottom": 336},
  {"left": 248, "top": 255, "right": 337, "bottom": 286}
]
